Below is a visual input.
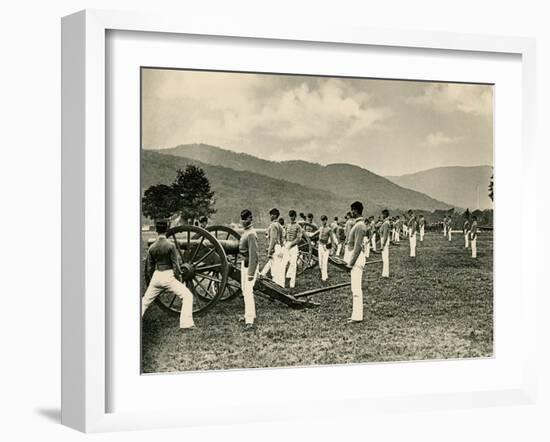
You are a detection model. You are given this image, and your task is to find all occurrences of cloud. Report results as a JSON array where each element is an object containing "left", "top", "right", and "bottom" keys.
[
  {"left": 424, "top": 131, "right": 460, "bottom": 147},
  {"left": 142, "top": 70, "right": 393, "bottom": 161},
  {"left": 407, "top": 83, "right": 493, "bottom": 116}
]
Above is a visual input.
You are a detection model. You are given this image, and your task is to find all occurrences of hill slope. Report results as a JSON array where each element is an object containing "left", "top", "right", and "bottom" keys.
[
  {"left": 142, "top": 150, "right": 375, "bottom": 225},
  {"left": 152, "top": 144, "right": 452, "bottom": 211},
  {"left": 386, "top": 166, "right": 493, "bottom": 210}
]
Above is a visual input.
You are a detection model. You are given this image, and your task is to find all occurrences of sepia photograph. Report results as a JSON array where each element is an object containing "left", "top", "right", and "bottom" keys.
[{"left": 140, "top": 68, "right": 494, "bottom": 373}]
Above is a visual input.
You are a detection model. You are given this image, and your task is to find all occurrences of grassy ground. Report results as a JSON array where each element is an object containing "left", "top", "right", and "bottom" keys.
[{"left": 141, "top": 230, "right": 493, "bottom": 373}]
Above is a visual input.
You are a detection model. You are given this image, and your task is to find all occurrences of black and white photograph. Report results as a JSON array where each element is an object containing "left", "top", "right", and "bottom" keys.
[{"left": 140, "top": 68, "right": 494, "bottom": 373}]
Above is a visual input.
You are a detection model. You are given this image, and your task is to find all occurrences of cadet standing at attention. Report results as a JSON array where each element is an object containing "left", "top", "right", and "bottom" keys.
[
  {"left": 463, "top": 217, "right": 471, "bottom": 249},
  {"left": 282, "top": 209, "right": 303, "bottom": 288},
  {"left": 142, "top": 219, "right": 195, "bottom": 330},
  {"left": 343, "top": 212, "right": 355, "bottom": 263},
  {"left": 369, "top": 216, "right": 378, "bottom": 252},
  {"left": 394, "top": 215, "right": 402, "bottom": 243},
  {"left": 345, "top": 201, "right": 368, "bottom": 323},
  {"left": 419, "top": 215, "right": 426, "bottom": 242},
  {"left": 470, "top": 215, "right": 479, "bottom": 258},
  {"left": 408, "top": 209, "right": 418, "bottom": 258},
  {"left": 239, "top": 209, "right": 259, "bottom": 329},
  {"left": 447, "top": 216, "right": 453, "bottom": 241},
  {"left": 380, "top": 209, "right": 391, "bottom": 277},
  {"left": 443, "top": 216, "right": 448, "bottom": 237},
  {"left": 315, "top": 215, "right": 339, "bottom": 281},
  {"left": 260, "top": 208, "right": 285, "bottom": 286}
]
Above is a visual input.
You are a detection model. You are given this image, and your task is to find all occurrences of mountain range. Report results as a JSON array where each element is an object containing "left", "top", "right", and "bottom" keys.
[
  {"left": 386, "top": 166, "right": 493, "bottom": 210},
  {"left": 148, "top": 144, "right": 452, "bottom": 221}
]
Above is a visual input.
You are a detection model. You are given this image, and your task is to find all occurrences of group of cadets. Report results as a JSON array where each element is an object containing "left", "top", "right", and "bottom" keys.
[{"left": 143, "top": 204, "right": 481, "bottom": 331}]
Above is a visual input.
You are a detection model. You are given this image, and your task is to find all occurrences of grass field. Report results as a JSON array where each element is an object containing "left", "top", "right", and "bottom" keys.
[{"left": 141, "top": 230, "right": 493, "bottom": 373}]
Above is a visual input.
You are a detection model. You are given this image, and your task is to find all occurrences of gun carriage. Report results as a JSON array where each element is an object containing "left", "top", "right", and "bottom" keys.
[{"left": 144, "top": 224, "right": 351, "bottom": 317}]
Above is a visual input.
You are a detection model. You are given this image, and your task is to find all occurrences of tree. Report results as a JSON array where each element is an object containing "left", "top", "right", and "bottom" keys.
[
  {"left": 141, "top": 184, "right": 179, "bottom": 220},
  {"left": 488, "top": 175, "right": 494, "bottom": 202},
  {"left": 172, "top": 165, "right": 216, "bottom": 222}
]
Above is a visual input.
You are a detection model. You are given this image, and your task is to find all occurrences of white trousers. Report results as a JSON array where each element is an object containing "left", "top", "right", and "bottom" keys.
[
  {"left": 448, "top": 229, "right": 452, "bottom": 241},
  {"left": 409, "top": 233, "right": 417, "bottom": 257},
  {"left": 471, "top": 237, "right": 477, "bottom": 258},
  {"left": 260, "top": 244, "right": 284, "bottom": 286},
  {"left": 282, "top": 243, "right": 299, "bottom": 288},
  {"left": 336, "top": 243, "right": 343, "bottom": 257},
  {"left": 403, "top": 226, "right": 408, "bottom": 237},
  {"left": 351, "top": 252, "right": 366, "bottom": 321},
  {"left": 241, "top": 262, "right": 258, "bottom": 324},
  {"left": 364, "top": 237, "right": 370, "bottom": 258},
  {"left": 142, "top": 270, "right": 194, "bottom": 328},
  {"left": 371, "top": 233, "right": 377, "bottom": 251},
  {"left": 464, "top": 232, "right": 470, "bottom": 248},
  {"left": 443, "top": 225, "right": 447, "bottom": 236},
  {"left": 420, "top": 226, "right": 425, "bottom": 242},
  {"left": 343, "top": 246, "right": 352, "bottom": 265},
  {"left": 318, "top": 243, "right": 330, "bottom": 281},
  {"left": 381, "top": 242, "right": 390, "bottom": 277}
]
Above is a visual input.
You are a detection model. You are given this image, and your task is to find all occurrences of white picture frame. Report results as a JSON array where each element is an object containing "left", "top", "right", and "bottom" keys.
[{"left": 61, "top": 9, "right": 537, "bottom": 433}]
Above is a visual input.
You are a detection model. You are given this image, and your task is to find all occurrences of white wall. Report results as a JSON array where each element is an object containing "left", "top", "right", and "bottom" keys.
[{"left": 0, "top": 1, "right": 547, "bottom": 441}]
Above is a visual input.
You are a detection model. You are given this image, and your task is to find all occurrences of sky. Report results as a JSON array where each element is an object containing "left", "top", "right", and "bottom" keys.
[{"left": 141, "top": 68, "right": 493, "bottom": 177}]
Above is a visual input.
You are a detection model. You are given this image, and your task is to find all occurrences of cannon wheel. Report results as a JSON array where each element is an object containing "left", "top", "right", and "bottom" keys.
[
  {"left": 296, "top": 230, "right": 313, "bottom": 275},
  {"left": 153, "top": 225, "right": 229, "bottom": 316},
  {"left": 206, "top": 225, "right": 242, "bottom": 302}
]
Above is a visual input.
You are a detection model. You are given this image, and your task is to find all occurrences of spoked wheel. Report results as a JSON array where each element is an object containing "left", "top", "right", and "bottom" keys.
[
  {"left": 153, "top": 225, "right": 229, "bottom": 316},
  {"left": 206, "top": 225, "right": 242, "bottom": 302},
  {"left": 296, "top": 233, "right": 313, "bottom": 275}
]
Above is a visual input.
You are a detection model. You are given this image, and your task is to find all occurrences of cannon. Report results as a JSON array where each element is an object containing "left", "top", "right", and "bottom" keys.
[{"left": 144, "top": 224, "right": 351, "bottom": 317}]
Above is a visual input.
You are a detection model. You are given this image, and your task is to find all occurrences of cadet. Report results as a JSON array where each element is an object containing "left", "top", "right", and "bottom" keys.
[
  {"left": 408, "top": 210, "right": 417, "bottom": 258},
  {"left": 394, "top": 215, "right": 402, "bottom": 243},
  {"left": 370, "top": 216, "right": 378, "bottom": 252},
  {"left": 198, "top": 216, "right": 208, "bottom": 229},
  {"left": 306, "top": 213, "right": 318, "bottom": 231},
  {"left": 142, "top": 219, "right": 194, "bottom": 330},
  {"left": 336, "top": 219, "right": 346, "bottom": 257},
  {"left": 345, "top": 201, "right": 368, "bottom": 323},
  {"left": 463, "top": 217, "right": 471, "bottom": 249},
  {"left": 281, "top": 209, "right": 303, "bottom": 288},
  {"left": 380, "top": 209, "right": 391, "bottom": 277},
  {"left": 260, "top": 208, "right": 285, "bottom": 286},
  {"left": 470, "top": 215, "right": 479, "bottom": 258},
  {"left": 447, "top": 216, "right": 453, "bottom": 241},
  {"left": 443, "top": 216, "right": 448, "bottom": 236},
  {"left": 419, "top": 215, "right": 425, "bottom": 242},
  {"left": 343, "top": 212, "right": 355, "bottom": 263},
  {"left": 239, "top": 209, "right": 259, "bottom": 329},
  {"left": 314, "top": 215, "right": 339, "bottom": 281}
]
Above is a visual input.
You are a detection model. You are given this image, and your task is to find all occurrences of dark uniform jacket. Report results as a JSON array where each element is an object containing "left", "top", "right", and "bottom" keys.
[{"left": 145, "top": 236, "right": 181, "bottom": 281}]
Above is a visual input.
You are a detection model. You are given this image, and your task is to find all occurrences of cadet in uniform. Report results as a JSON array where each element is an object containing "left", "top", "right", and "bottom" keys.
[
  {"left": 281, "top": 209, "right": 303, "bottom": 288},
  {"left": 314, "top": 215, "right": 339, "bottom": 281},
  {"left": 142, "top": 219, "right": 195, "bottom": 330},
  {"left": 343, "top": 212, "right": 355, "bottom": 263},
  {"left": 345, "top": 201, "right": 368, "bottom": 323},
  {"left": 239, "top": 209, "right": 259, "bottom": 329},
  {"left": 369, "top": 216, "right": 378, "bottom": 252},
  {"left": 198, "top": 216, "right": 208, "bottom": 229},
  {"left": 408, "top": 210, "right": 417, "bottom": 258},
  {"left": 470, "top": 216, "right": 478, "bottom": 258},
  {"left": 394, "top": 215, "right": 402, "bottom": 243},
  {"left": 260, "top": 208, "right": 285, "bottom": 286},
  {"left": 463, "top": 217, "right": 471, "bottom": 249},
  {"left": 380, "top": 209, "right": 391, "bottom": 277},
  {"left": 306, "top": 213, "right": 318, "bottom": 231},
  {"left": 419, "top": 215, "right": 426, "bottom": 242},
  {"left": 447, "top": 216, "right": 453, "bottom": 241}
]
